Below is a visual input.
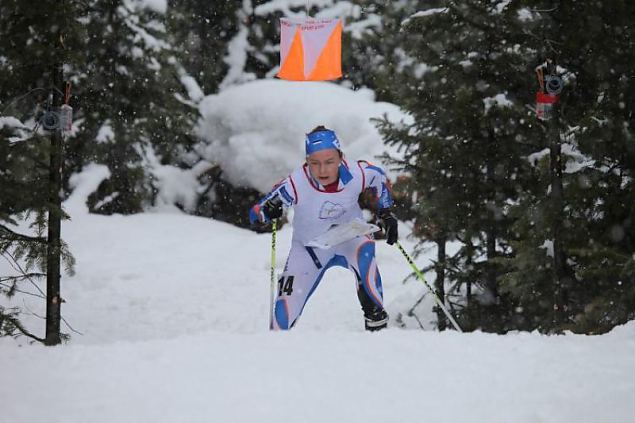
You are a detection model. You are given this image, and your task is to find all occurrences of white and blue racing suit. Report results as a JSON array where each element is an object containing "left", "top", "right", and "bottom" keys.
[{"left": 255, "top": 159, "right": 393, "bottom": 330}]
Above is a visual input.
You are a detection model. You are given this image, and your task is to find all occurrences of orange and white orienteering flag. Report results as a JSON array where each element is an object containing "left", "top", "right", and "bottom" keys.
[{"left": 277, "top": 18, "right": 342, "bottom": 81}]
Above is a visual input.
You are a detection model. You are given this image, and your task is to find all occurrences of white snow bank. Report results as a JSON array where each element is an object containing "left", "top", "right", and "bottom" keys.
[
  {"left": 2, "top": 324, "right": 635, "bottom": 423},
  {"left": 196, "top": 79, "right": 409, "bottom": 193},
  {"left": 0, "top": 213, "right": 430, "bottom": 344},
  {"left": 1, "top": 212, "right": 634, "bottom": 422},
  {"left": 65, "top": 164, "right": 111, "bottom": 215},
  {"left": 140, "top": 146, "right": 214, "bottom": 213}
]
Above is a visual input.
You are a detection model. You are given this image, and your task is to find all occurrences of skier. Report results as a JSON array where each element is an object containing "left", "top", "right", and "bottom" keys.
[{"left": 249, "top": 126, "right": 398, "bottom": 331}]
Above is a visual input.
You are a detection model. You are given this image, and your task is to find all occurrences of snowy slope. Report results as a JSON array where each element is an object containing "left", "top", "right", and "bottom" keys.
[
  {"left": 0, "top": 202, "right": 431, "bottom": 344},
  {"left": 2, "top": 184, "right": 635, "bottom": 423},
  {"left": 4, "top": 321, "right": 635, "bottom": 423}
]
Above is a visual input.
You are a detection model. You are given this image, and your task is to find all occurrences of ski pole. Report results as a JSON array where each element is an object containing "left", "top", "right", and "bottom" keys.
[
  {"left": 269, "top": 219, "right": 277, "bottom": 330},
  {"left": 395, "top": 241, "right": 463, "bottom": 332}
]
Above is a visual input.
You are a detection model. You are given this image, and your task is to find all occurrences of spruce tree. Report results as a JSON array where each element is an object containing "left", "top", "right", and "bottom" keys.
[
  {"left": 166, "top": 0, "right": 242, "bottom": 94},
  {"left": 377, "top": 1, "right": 541, "bottom": 331},
  {"left": 65, "top": 0, "right": 196, "bottom": 214},
  {"left": 378, "top": 0, "right": 635, "bottom": 333},
  {"left": 343, "top": 0, "right": 423, "bottom": 103},
  {"left": 501, "top": 1, "right": 635, "bottom": 333},
  {"left": 0, "top": 0, "right": 81, "bottom": 342}
]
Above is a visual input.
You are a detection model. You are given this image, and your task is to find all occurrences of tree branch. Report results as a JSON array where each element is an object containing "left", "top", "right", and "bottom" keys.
[
  {"left": 1, "top": 250, "right": 47, "bottom": 298},
  {"left": 0, "top": 224, "right": 46, "bottom": 243},
  {"left": 0, "top": 281, "right": 46, "bottom": 299},
  {"left": 0, "top": 311, "right": 45, "bottom": 343}
]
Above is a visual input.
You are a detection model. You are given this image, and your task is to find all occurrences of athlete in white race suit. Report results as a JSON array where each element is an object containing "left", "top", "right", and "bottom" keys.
[{"left": 249, "top": 126, "right": 398, "bottom": 331}]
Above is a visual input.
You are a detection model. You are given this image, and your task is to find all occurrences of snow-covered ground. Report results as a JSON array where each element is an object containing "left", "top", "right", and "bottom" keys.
[{"left": 2, "top": 189, "right": 635, "bottom": 422}]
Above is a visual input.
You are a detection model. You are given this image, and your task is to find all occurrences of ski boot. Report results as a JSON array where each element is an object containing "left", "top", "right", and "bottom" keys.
[{"left": 364, "top": 309, "right": 389, "bottom": 332}]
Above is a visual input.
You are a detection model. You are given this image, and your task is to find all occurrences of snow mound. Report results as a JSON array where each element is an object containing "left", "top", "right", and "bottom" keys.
[{"left": 196, "top": 79, "right": 409, "bottom": 193}]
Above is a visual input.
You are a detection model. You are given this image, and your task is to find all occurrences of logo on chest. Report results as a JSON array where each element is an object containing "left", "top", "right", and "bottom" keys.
[{"left": 319, "top": 201, "right": 346, "bottom": 220}]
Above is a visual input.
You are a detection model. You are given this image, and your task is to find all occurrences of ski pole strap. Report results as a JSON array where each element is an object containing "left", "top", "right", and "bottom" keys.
[
  {"left": 395, "top": 241, "right": 463, "bottom": 333},
  {"left": 269, "top": 220, "right": 277, "bottom": 330}
]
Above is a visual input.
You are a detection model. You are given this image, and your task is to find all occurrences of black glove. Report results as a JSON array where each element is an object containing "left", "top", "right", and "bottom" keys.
[
  {"left": 249, "top": 196, "right": 283, "bottom": 225},
  {"left": 263, "top": 196, "right": 283, "bottom": 220},
  {"left": 379, "top": 209, "right": 398, "bottom": 245}
]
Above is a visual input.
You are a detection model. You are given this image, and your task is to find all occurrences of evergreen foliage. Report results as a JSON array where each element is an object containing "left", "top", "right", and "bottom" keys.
[
  {"left": 500, "top": 0, "right": 635, "bottom": 333},
  {"left": 2, "top": 1, "right": 634, "bottom": 338},
  {"left": 1, "top": 0, "right": 82, "bottom": 341},
  {"left": 166, "top": 1, "right": 242, "bottom": 94},
  {"left": 377, "top": 0, "right": 635, "bottom": 333},
  {"left": 342, "top": 0, "right": 422, "bottom": 102},
  {"left": 376, "top": 1, "right": 534, "bottom": 331},
  {"left": 65, "top": 0, "right": 197, "bottom": 214}
]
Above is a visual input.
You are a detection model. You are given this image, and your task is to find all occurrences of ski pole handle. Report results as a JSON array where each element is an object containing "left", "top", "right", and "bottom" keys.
[{"left": 395, "top": 241, "right": 463, "bottom": 332}]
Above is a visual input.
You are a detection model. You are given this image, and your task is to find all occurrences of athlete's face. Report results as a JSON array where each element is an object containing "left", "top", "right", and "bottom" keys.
[{"left": 307, "top": 148, "right": 342, "bottom": 186}]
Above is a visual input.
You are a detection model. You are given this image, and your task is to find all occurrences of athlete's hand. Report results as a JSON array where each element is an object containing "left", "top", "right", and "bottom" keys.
[
  {"left": 249, "top": 197, "right": 283, "bottom": 224},
  {"left": 379, "top": 209, "right": 398, "bottom": 245},
  {"left": 263, "top": 197, "right": 283, "bottom": 220}
]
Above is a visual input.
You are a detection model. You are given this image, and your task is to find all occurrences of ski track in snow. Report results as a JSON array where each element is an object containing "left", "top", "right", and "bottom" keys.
[{"left": 2, "top": 212, "right": 635, "bottom": 423}]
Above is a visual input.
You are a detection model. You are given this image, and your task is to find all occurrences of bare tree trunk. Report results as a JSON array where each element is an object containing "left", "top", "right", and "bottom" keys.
[
  {"left": 549, "top": 122, "right": 567, "bottom": 329},
  {"left": 465, "top": 238, "right": 473, "bottom": 306},
  {"left": 485, "top": 128, "right": 499, "bottom": 303},
  {"left": 435, "top": 237, "right": 447, "bottom": 331},
  {"left": 45, "top": 49, "right": 65, "bottom": 346},
  {"left": 44, "top": 6, "right": 66, "bottom": 345},
  {"left": 485, "top": 227, "right": 498, "bottom": 296}
]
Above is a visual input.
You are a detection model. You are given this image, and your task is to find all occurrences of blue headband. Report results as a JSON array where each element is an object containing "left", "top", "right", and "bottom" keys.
[{"left": 305, "top": 130, "right": 341, "bottom": 156}]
